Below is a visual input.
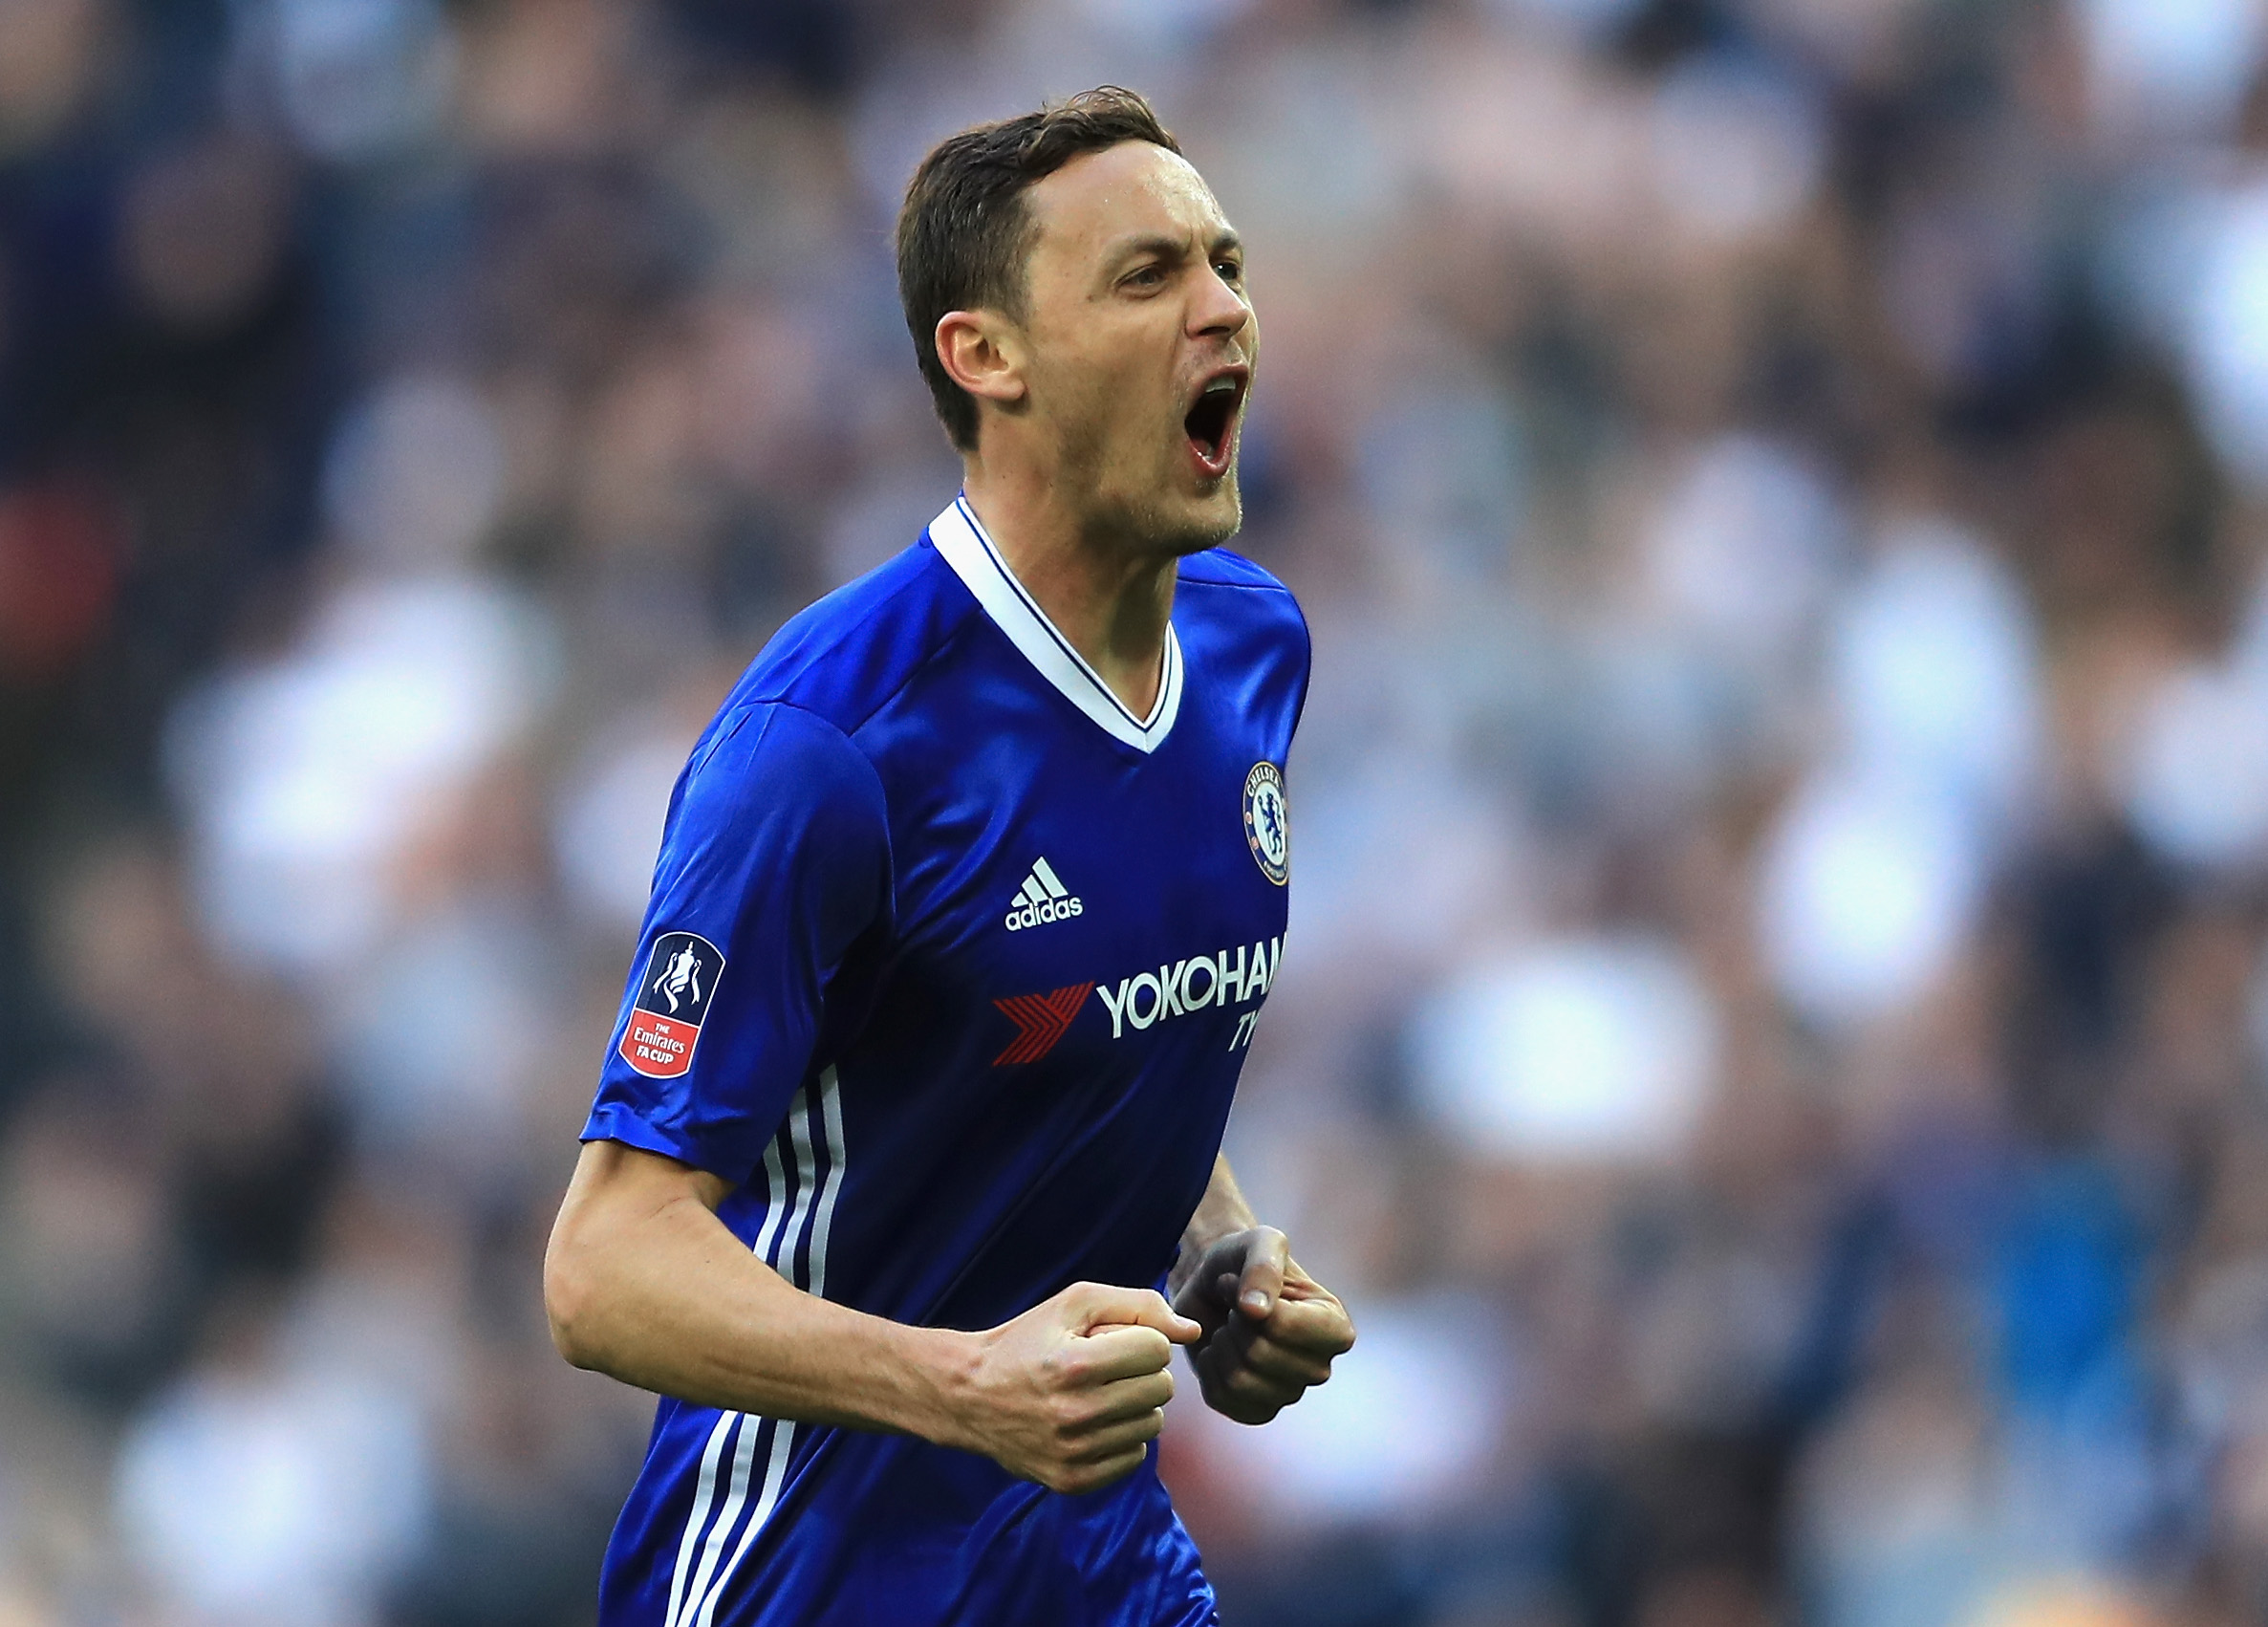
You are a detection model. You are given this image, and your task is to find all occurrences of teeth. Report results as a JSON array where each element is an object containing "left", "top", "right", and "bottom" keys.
[{"left": 1202, "top": 377, "right": 1238, "bottom": 397}]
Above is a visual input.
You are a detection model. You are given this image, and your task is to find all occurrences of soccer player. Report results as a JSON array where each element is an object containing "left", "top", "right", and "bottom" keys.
[{"left": 544, "top": 86, "right": 1354, "bottom": 1626}]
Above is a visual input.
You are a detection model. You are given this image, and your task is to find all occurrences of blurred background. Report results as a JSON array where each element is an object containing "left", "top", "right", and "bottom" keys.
[{"left": 13, "top": 0, "right": 2268, "bottom": 1623}]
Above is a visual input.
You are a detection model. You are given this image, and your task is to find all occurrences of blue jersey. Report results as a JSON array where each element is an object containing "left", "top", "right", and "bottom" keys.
[{"left": 580, "top": 496, "right": 1309, "bottom": 1627}]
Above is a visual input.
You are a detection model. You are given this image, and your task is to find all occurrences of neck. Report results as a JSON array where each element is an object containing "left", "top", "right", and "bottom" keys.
[{"left": 960, "top": 458, "right": 1177, "bottom": 719}]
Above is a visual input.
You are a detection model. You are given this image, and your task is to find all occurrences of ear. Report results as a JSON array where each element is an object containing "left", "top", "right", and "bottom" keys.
[{"left": 934, "top": 310, "right": 1027, "bottom": 411}]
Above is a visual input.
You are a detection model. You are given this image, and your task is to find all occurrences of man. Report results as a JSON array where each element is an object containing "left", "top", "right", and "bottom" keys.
[{"left": 545, "top": 86, "right": 1354, "bottom": 1626}]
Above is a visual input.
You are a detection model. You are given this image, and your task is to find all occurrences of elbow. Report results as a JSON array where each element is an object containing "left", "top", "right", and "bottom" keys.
[{"left": 543, "top": 1226, "right": 604, "bottom": 1371}]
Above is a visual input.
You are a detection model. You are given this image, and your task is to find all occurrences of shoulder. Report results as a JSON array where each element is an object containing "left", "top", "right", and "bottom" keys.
[
  {"left": 723, "top": 536, "right": 981, "bottom": 738},
  {"left": 677, "top": 700, "right": 889, "bottom": 837},
  {"left": 1174, "top": 546, "right": 1310, "bottom": 663},
  {"left": 1177, "top": 544, "right": 1299, "bottom": 600}
]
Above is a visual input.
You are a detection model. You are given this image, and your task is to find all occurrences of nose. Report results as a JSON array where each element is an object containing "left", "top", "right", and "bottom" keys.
[{"left": 1189, "top": 265, "right": 1250, "bottom": 342}]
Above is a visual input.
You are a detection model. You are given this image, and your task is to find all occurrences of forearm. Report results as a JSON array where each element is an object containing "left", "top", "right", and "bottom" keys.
[
  {"left": 546, "top": 1144, "right": 977, "bottom": 1444},
  {"left": 1175, "top": 1153, "right": 1259, "bottom": 1287}
]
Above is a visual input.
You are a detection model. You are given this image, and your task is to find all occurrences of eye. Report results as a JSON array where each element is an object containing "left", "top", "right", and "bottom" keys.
[
  {"left": 1215, "top": 259, "right": 1243, "bottom": 283},
  {"left": 1123, "top": 264, "right": 1165, "bottom": 290}
]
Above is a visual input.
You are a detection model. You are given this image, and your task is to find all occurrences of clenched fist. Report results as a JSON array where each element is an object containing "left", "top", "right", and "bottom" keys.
[
  {"left": 1170, "top": 1226, "right": 1354, "bottom": 1425},
  {"left": 945, "top": 1282, "right": 1203, "bottom": 1495}
]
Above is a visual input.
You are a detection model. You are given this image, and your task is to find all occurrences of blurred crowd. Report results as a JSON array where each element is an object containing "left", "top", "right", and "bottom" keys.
[{"left": 12, "top": 0, "right": 2268, "bottom": 1623}]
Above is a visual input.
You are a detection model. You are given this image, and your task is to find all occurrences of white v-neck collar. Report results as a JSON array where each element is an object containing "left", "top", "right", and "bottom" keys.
[{"left": 927, "top": 496, "right": 1184, "bottom": 754}]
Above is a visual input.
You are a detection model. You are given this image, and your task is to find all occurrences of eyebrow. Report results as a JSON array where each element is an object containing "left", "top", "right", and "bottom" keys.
[{"left": 1110, "top": 228, "right": 1244, "bottom": 267}]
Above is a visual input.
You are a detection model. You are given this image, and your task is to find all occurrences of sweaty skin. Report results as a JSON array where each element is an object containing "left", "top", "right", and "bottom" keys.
[{"left": 546, "top": 136, "right": 1352, "bottom": 1497}]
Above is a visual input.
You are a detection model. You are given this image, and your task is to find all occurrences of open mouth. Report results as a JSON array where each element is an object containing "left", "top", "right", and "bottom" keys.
[{"left": 1183, "top": 369, "right": 1247, "bottom": 477}]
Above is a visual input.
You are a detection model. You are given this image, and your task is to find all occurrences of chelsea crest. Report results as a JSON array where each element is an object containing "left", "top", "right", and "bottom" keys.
[{"left": 1242, "top": 762, "right": 1289, "bottom": 886}]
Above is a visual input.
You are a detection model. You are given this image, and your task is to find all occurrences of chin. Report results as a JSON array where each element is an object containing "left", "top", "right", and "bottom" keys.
[
  {"left": 1093, "top": 461, "right": 1243, "bottom": 558},
  {"left": 1152, "top": 480, "right": 1243, "bottom": 557}
]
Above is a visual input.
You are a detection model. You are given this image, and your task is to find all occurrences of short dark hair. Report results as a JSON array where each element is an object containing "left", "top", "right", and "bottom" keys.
[{"left": 896, "top": 86, "right": 1182, "bottom": 452}]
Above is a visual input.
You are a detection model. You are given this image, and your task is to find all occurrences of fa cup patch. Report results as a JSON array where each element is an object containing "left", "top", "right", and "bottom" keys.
[
  {"left": 1242, "top": 761, "right": 1289, "bottom": 885},
  {"left": 620, "top": 930, "right": 724, "bottom": 1079}
]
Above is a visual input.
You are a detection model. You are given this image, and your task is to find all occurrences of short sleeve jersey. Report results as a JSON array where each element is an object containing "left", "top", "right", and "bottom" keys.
[{"left": 581, "top": 497, "right": 1309, "bottom": 1627}]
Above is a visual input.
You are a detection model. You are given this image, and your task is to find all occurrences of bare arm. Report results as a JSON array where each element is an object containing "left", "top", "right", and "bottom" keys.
[
  {"left": 546, "top": 1139, "right": 957, "bottom": 1431},
  {"left": 1173, "top": 1151, "right": 1262, "bottom": 1291},
  {"left": 545, "top": 1139, "right": 1201, "bottom": 1492},
  {"left": 1169, "top": 1152, "right": 1356, "bottom": 1424}
]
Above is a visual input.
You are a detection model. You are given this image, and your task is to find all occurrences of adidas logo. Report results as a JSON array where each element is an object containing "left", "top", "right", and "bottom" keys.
[{"left": 1003, "top": 857, "right": 1084, "bottom": 932}]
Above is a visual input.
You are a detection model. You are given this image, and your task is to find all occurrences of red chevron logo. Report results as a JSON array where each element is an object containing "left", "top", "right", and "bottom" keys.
[{"left": 992, "top": 982, "right": 1094, "bottom": 1066}]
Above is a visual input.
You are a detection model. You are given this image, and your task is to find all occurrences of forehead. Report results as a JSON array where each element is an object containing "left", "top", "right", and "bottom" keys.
[{"left": 1023, "top": 141, "right": 1228, "bottom": 266}]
